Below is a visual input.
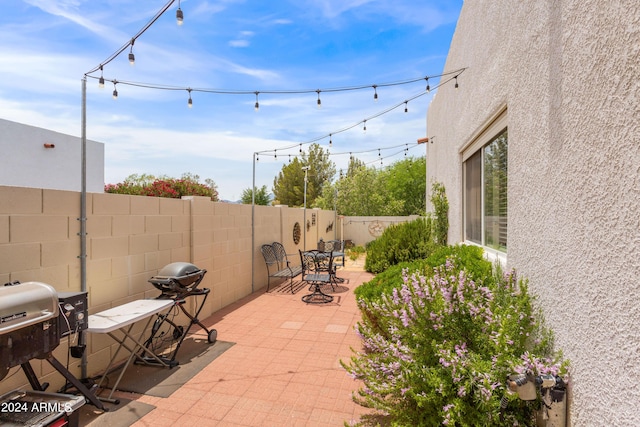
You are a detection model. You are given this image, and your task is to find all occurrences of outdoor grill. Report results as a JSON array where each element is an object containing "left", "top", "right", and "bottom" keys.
[
  {"left": 148, "top": 262, "right": 206, "bottom": 298},
  {"left": 0, "top": 281, "right": 60, "bottom": 382},
  {"left": 0, "top": 284, "right": 104, "bottom": 412},
  {"left": 139, "top": 262, "right": 217, "bottom": 367}
]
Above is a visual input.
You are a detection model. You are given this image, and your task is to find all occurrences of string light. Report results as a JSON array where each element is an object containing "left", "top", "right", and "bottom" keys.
[
  {"left": 425, "top": 77, "right": 430, "bottom": 92},
  {"left": 254, "top": 92, "right": 259, "bottom": 111},
  {"left": 250, "top": 73, "right": 461, "bottom": 165},
  {"left": 98, "top": 65, "right": 104, "bottom": 88},
  {"left": 455, "top": 76, "right": 459, "bottom": 89},
  {"left": 373, "top": 85, "right": 378, "bottom": 101},
  {"left": 112, "top": 81, "right": 118, "bottom": 99},
  {"left": 329, "top": 134, "right": 332, "bottom": 148},
  {"left": 187, "top": 88, "right": 192, "bottom": 108},
  {"left": 363, "top": 120, "right": 367, "bottom": 133},
  {"left": 404, "top": 101, "right": 408, "bottom": 113},
  {"left": 176, "top": 0, "right": 184, "bottom": 25},
  {"left": 89, "top": 68, "right": 466, "bottom": 107},
  {"left": 128, "top": 39, "right": 135, "bottom": 65}
]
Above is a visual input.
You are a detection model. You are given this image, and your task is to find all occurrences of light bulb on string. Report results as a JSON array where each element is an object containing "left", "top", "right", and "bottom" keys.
[
  {"left": 128, "top": 39, "right": 135, "bottom": 65},
  {"left": 373, "top": 85, "right": 378, "bottom": 101},
  {"left": 299, "top": 144, "right": 302, "bottom": 154},
  {"left": 404, "top": 101, "right": 408, "bottom": 113},
  {"left": 254, "top": 92, "right": 259, "bottom": 111},
  {"left": 274, "top": 150, "right": 277, "bottom": 160},
  {"left": 112, "top": 81, "right": 118, "bottom": 99},
  {"left": 329, "top": 134, "right": 332, "bottom": 148},
  {"left": 256, "top": 155, "right": 259, "bottom": 162},
  {"left": 187, "top": 88, "right": 193, "bottom": 108},
  {"left": 176, "top": 0, "right": 184, "bottom": 25},
  {"left": 98, "top": 65, "right": 104, "bottom": 88},
  {"left": 425, "top": 77, "right": 430, "bottom": 92},
  {"left": 454, "top": 76, "right": 459, "bottom": 89},
  {"left": 363, "top": 120, "right": 367, "bottom": 133},
  {"left": 316, "top": 90, "right": 321, "bottom": 108}
]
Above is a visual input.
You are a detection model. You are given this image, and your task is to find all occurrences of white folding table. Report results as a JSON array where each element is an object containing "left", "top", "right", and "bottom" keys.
[{"left": 87, "top": 299, "right": 174, "bottom": 403}]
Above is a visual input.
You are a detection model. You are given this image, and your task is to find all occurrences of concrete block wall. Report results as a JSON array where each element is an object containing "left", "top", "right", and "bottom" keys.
[
  {"left": 342, "top": 215, "right": 421, "bottom": 247},
  {"left": 0, "top": 186, "right": 336, "bottom": 395}
]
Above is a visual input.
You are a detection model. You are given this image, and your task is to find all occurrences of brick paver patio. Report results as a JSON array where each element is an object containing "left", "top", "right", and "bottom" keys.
[{"left": 89, "top": 262, "right": 374, "bottom": 426}]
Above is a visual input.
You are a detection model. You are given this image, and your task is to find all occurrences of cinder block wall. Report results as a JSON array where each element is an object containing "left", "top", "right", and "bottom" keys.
[{"left": 0, "top": 186, "right": 332, "bottom": 394}]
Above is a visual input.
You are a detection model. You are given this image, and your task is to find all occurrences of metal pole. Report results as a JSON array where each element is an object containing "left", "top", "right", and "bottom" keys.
[
  {"left": 79, "top": 77, "right": 88, "bottom": 379},
  {"left": 251, "top": 153, "right": 256, "bottom": 292},
  {"left": 302, "top": 167, "right": 309, "bottom": 250},
  {"left": 333, "top": 189, "right": 337, "bottom": 240}
]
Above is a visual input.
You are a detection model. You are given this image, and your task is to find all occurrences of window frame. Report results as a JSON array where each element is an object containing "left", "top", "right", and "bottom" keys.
[{"left": 460, "top": 108, "right": 508, "bottom": 262}]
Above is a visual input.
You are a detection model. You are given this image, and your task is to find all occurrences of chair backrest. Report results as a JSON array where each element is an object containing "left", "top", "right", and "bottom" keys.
[
  {"left": 271, "top": 242, "right": 288, "bottom": 269},
  {"left": 300, "top": 249, "right": 333, "bottom": 274},
  {"left": 327, "top": 240, "right": 343, "bottom": 252},
  {"left": 260, "top": 244, "right": 277, "bottom": 266}
]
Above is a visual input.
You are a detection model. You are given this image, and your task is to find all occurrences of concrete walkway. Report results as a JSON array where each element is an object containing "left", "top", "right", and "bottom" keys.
[{"left": 100, "top": 262, "right": 375, "bottom": 426}]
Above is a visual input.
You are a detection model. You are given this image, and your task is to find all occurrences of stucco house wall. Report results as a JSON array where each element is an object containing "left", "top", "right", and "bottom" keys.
[
  {"left": 0, "top": 118, "right": 104, "bottom": 193},
  {"left": 426, "top": 1, "right": 640, "bottom": 425}
]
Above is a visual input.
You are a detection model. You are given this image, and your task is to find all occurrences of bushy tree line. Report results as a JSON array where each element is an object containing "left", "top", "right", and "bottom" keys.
[
  {"left": 245, "top": 143, "right": 427, "bottom": 214},
  {"left": 315, "top": 155, "right": 427, "bottom": 216}
]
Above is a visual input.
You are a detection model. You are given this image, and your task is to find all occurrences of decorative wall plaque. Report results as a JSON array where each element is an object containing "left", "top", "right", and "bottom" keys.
[
  {"left": 293, "top": 222, "right": 301, "bottom": 244},
  {"left": 368, "top": 220, "right": 385, "bottom": 237}
]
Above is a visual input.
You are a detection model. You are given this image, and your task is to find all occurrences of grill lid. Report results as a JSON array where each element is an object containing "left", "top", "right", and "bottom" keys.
[
  {"left": 0, "top": 282, "right": 59, "bottom": 335},
  {"left": 148, "top": 262, "right": 207, "bottom": 295}
]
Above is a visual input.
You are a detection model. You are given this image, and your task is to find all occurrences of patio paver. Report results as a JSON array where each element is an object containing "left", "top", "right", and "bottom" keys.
[{"left": 90, "top": 266, "right": 374, "bottom": 426}]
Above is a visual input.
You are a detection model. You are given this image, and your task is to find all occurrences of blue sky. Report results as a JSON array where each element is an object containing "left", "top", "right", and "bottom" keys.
[{"left": 1, "top": 0, "right": 462, "bottom": 200}]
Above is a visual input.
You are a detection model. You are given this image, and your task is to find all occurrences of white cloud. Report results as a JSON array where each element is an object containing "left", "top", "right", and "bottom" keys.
[{"left": 229, "top": 39, "right": 250, "bottom": 48}]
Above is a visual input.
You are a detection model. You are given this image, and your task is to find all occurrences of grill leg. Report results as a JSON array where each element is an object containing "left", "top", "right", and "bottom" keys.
[
  {"left": 47, "top": 356, "right": 106, "bottom": 411},
  {"left": 21, "top": 362, "right": 46, "bottom": 391}
]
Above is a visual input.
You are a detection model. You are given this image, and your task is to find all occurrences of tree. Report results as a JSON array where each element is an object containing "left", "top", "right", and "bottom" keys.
[
  {"left": 240, "top": 185, "right": 271, "bottom": 205},
  {"left": 381, "top": 156, "right": 427, "bottom": 215},
  {"left": 316, "top": 156, "right": 426, "bottom": 216},
  {"left": 272, "top": 143, "right": 335, "bottom": 207}
]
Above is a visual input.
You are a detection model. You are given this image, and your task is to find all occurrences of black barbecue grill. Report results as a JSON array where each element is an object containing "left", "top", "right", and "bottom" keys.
[
  {"left": 139, "top": 262, "right": 218, "bottom": 367},
  {"left": 0, "top": 281, "right": 103, "bottom": 413}
]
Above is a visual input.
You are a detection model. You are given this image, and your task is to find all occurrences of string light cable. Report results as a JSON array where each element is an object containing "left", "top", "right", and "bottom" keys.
[
  {"left": 256, "top": 140, "right": 427, "bottom": 166},
  {"left": 254, "top": 69, "right": 465, "bottom": 158},
  {"left": 87, "top": 68, "right": 466, "bottom": 100},
  {"left": 84, "top": 0, "right": 180, "bottom": 77}
]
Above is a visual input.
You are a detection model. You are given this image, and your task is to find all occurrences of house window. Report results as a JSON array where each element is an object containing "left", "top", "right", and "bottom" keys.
[{"left": 462, "top": 110, "right": 508, "bottom": 252}]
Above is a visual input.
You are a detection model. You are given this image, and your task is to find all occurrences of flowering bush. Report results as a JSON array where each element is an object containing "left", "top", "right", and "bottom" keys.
[
  {"left": 343, "top": 256, "right": 568, "bottom": 426},
  {"left": 105, "top": 173, "right": 218, "bottom": 201}
]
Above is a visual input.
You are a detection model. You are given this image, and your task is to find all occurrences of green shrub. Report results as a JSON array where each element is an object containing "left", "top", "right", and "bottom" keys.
[
  {"left": 364, "top": 217, "right": 435, "bottom": 274},
  {"left": 343, "top": 256, "right": 569, "bottom": 426},
  {"left": 356, "top": 244, "right": 491, "bottom": 303},
  {"left": 346, "top": 245, "right": 366, "bottom": 261},
  {"left": 431, "top": 181, "right": 449, "bottom": 245}
]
